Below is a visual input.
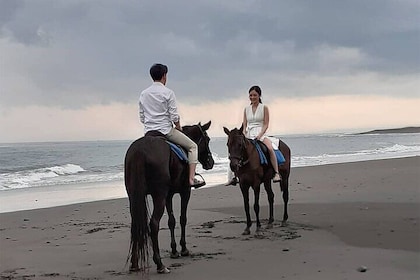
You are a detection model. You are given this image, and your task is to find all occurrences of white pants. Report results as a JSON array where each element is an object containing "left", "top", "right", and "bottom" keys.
[{"left": 166, "top": 128, "right": 198, "bottom": 164}]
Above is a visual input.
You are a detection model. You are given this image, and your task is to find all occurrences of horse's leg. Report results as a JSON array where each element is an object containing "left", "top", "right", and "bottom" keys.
[
  {"left": 166, "top": 194, "right": 179, "bottom": 258},
  {"left": 278, "top": 141, "right": 291, "bottom": 226},
  {"left": 281, "top": 176, "right": 289, "bottom": 226},
  {"left": 253, "top": 185, "right": 261, "bottom": 234},
  {"left": 240, "top": 185, "right": 252, "bottom": 235},
  {"left": 179, "top": 190, "right": 191, "bottom": 256},
  {"left": 263, "top": 182, "right": 274, "bottom": 228},
  {"left": 150, "top": 196, "right": 170, "bottom": 274}
]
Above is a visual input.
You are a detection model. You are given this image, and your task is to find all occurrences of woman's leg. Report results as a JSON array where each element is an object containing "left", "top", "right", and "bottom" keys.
[{"left": 262, "top": 138, "right": 281, "bottom": 181}]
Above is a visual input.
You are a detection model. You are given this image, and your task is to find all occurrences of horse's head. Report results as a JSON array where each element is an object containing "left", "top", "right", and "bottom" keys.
[
  {"left": 183, "top": 121, "right": 215, "bottom": 170},
  {"left": 223, "top": 125, "right": 248, "bottom": 172}
]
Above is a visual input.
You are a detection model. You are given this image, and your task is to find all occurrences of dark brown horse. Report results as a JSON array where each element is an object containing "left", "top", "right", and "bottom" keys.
[
  {"left": 224, "top": 125, "right": 291, "bottom": 235},
  {"left": 125, "top": 121, "right": 214, "bottom": 274}
]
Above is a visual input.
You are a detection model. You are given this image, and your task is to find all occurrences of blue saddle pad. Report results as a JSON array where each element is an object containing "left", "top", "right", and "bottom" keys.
[
  {"left": 166, "top": 141, "right": 188, "bottom": 162},
  {"left": 250, "top": 139, "right": 268, "bottom": 165},
  {"left": 274, "top": 149, "right": 286, "bottom": 164},
  {"left": 251, "top": 139, "right": 285, "bottom": 165}
]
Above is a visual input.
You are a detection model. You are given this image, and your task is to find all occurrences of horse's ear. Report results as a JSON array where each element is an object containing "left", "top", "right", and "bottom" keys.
[
  {"left": 223, "top": 127, "right": 230, "bottom": 136},
  {"left": 239, "top": 123, "right": 244, "bottom": 133},
  {"left": 201, "top": 121, "right": 211, "bottom": 131}
]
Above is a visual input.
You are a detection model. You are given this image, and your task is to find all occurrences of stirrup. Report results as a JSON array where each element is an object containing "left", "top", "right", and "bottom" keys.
[
  {"left": 191, "top": 173, "right": 206, "bottom": 189},
  {"left": 273, "top": 172, "right": 282, "bottom": 183}
]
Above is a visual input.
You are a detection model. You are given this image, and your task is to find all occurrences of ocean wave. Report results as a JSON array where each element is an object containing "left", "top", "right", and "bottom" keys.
[
  {"left": 376, "top": 144, "right": 420, "bottom": 154},
  {"left": 1, "top": 143, "right": 418, "bottom": 191},
  {"left": 341, "top": 144, "right": 420, "bottom": 157},
  {"left": 292, "top": 144, "right": 420, "bottom": 167},
  {"left": 0, "top": 164, "right": 85, "bottom": 190}
]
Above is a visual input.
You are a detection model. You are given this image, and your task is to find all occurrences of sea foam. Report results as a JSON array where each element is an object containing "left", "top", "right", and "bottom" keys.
[{"left": 0, "top": 164, "right": 85, "bottom": 190}]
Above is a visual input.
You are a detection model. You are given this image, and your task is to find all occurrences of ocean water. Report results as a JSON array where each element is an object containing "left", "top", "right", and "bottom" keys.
[{"left": 0, "top": 132, "right": 419, "bottom": 212}]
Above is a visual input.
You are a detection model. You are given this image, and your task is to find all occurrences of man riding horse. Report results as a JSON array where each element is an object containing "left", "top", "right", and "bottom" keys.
[{"left": 138, "top": 63, "right": 205, "bottom": 188}]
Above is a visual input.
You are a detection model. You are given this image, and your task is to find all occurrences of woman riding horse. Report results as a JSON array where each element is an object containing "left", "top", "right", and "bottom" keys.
[
  {"left": 224, "top": 125, "right": 291, "bottom": 234},
  {"left": 227, "top": 85, "right": 281, "bottom": 185}
]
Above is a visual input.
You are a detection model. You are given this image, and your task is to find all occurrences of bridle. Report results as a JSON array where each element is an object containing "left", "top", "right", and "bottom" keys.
[
  {"left": 228, "top": 134, "right": 250, "bottom": 168},
  {"left": 195, "top": 125, "right": 213, "bottom": 166}
]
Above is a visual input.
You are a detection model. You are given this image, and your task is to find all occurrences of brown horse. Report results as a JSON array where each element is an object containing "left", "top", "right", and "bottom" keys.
[
  {"left": 124, "top": 121, "right": 214, "bottom": 274},
  {"left": 224, "top": 125, "right": 291, "bottom": 235}
]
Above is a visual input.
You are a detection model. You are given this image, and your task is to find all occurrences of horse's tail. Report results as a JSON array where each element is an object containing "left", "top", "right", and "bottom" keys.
[{"left": 125, "top": 141, "right": 149, "bottom": 272}]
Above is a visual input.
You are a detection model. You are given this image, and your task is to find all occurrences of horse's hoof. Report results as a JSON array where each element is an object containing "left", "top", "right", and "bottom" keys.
[
  {"left": 181, "top": 249, "right": 190, "bottom": 256},
  {"left": 242, "top": 229, "right": 251, "bottom": 235},
  {"left": 129, "top": 266, "right": 140, "bottom": 272},
  {"left": 281, "top": 221, "right": 288, "bottom": 227},
  {"left": 157, "top": 266, "right": 171, "bottom": 274},
  {"left": 170, "top": 251, "right": 180, "bottom": 259},
  {"left": 266, "top": 223, "right": 273, "bottom": 229}
]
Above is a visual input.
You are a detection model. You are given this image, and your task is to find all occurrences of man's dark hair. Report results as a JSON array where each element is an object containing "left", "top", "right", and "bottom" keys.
[{"left": 150, "top": 63, "right": 168, "bottom": 81}]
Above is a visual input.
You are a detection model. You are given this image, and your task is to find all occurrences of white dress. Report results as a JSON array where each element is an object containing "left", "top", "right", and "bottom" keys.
[
  {"left": 227, "top": 103, "right": 280, "bottom": 182},
  {"left": 245, "top": 103, "right": 265, "bottom": 139},
  {"left": 245, "top": 103, "right": 279, "bottom": 147}
]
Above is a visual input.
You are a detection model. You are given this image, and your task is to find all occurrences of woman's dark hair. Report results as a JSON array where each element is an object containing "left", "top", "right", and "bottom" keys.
[
  {"left": 249, "top": 85, "right": 262, "bottom": 103},
  {"left": 150, "top": 63, "right": 168, "bottom": 81}
]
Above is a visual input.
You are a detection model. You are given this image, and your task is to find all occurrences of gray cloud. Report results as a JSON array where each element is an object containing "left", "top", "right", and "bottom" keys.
[{"left": 0, "top": 0, "right": 419, "bottom": 109}]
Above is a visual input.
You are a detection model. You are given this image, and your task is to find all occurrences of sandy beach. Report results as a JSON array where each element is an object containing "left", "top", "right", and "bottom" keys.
[{"left": 1, "top": 157, "right": 419, "bottom": 279}]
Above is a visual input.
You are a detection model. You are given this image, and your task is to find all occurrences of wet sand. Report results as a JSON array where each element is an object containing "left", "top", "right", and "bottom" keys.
[{"left": 1, "top": 157, "right": 419, "bottom": 279}]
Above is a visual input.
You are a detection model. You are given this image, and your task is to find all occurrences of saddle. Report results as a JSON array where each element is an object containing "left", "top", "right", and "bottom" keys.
[
  {"left": 145, "top": 130, "right": 188, "bottom": 163},
  {"left": 250, "top": 139, "right": 269, "bottom": 165},
  {"left": 251, "top": 139, "right": 285, "bottom": 165},
  {"left": 145, "top": 130, "right": 206, "bottom": 189}
]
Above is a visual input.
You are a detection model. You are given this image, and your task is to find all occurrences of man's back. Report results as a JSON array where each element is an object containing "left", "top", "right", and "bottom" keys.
[{"left": 139, "top": 82, "right": 179, "bottom": 134}]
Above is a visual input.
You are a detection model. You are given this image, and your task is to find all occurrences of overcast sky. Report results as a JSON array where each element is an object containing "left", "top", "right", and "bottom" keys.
[{"left": 1, "top": 0, "right": 419, "bottom": 142}]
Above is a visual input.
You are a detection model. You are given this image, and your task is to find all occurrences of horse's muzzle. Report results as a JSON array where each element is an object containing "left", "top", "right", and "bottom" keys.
[
  {"left": 229, "top": 161, "right": 241, "bottom": 172},
  {"left": 202, "top": 154, "right": 215, "bottom": 170}
]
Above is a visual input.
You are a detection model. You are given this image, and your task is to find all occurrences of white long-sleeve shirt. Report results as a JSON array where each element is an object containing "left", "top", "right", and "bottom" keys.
[{"left": 139, "top": 82, "right": 180, "bottom": 134}]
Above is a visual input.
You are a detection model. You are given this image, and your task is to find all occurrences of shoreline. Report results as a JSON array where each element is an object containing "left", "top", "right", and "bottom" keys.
[
  {"left": 0, "top": 155, "right": 418, "bottom": 214},
  {"left": 1, "top": 157, "right": 419, "bottom": 279}
]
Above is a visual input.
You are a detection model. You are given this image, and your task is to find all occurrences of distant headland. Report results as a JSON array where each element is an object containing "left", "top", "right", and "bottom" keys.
[{"left": 358, "top": 126, "right": 420, "bottom": 134}]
